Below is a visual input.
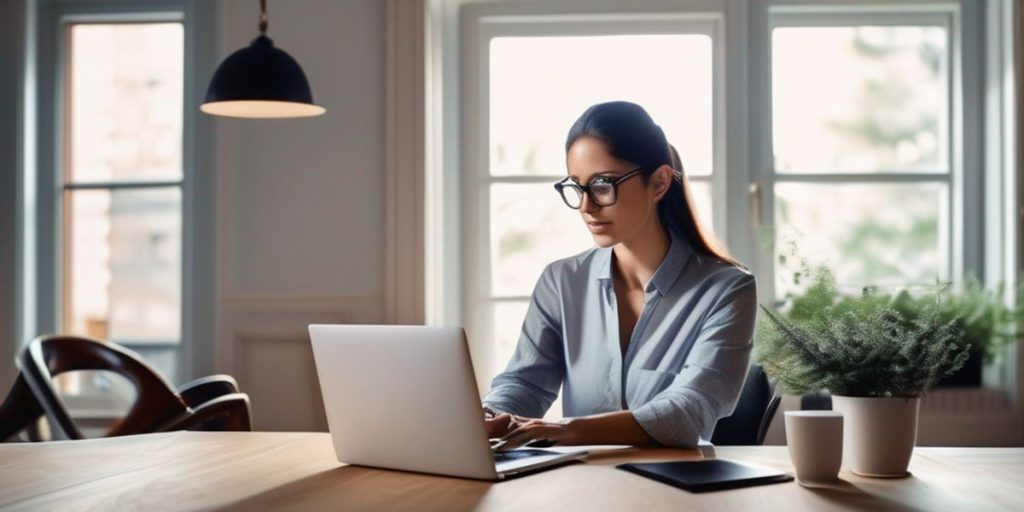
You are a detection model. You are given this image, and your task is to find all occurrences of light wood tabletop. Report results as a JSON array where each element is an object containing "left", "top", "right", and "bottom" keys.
[{"left": 0, "top": 431, "right": 1021, "bottom": 511}]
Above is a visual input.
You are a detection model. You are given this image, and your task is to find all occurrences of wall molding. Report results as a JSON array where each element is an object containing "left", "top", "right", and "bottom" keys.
[
  {"left": 221, "top": 294, "right": 382, "bottom": 307},
  {"left": 383, "top": 0, "right": 427, "bottom": 325},
  {"left": 216, "top": 295, "right": 382, "bottom": 373},
  {"left": 217, "top": 295, "right": 382, "bottom": 431}
]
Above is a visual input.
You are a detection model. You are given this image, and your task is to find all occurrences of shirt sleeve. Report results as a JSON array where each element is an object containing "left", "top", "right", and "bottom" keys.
[
  {"left": 482, "top": 264, "right": 565, "bottom": 418},
  {"left": 631, "top": 272, "right": 757, "bottom": 448}
]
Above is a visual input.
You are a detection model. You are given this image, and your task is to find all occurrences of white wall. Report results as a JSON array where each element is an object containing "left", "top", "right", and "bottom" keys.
[{"left": 212, "top": 0, "right": 386, "bottom": 431}]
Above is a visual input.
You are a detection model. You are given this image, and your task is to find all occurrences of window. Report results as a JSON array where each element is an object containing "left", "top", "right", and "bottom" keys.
[
  {"left": 462, "top": 15, "right": 723, "bottom": 389},
  {"left": 769, "top": 20, "right": 953, "bottom": 297},
  {"left": 63, "top": 22, "right": 184, "bottom": 349},
  {"left": 54, "top": 20, "right": 185, "bottom": 400},
  {"left": 448, "top": 0, "right": 1000, "bottom": 401}
]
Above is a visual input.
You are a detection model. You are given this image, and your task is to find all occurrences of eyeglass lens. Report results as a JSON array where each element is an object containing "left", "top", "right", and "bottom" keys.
[{"left": 559, "top": 179, "right": 616, "bottom": 209}]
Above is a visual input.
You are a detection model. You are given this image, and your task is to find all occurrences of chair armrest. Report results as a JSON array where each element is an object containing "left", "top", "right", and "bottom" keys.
[
  {"left": 158, "top": 393, "right": 252, "bottom": 432},
  {"left": 176, "top": 375, "right": 240, "bottom": 408},
  {"left": 756, "top": 395, "right": 782, "bottom": 446}
]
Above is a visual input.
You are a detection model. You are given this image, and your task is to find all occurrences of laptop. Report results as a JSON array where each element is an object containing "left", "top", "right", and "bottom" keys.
[{"left": 308, "top": 324, "right": 590, "bottom": 480}]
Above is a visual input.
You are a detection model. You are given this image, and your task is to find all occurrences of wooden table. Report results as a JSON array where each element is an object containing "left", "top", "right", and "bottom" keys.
[{"left": 1, "top": 432, "right": 1021, "bottom": 511}]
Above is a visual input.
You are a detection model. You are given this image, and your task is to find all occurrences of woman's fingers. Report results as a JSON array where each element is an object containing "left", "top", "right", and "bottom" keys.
[
  {"left": 486, "top": 413, "right": 553, "bottom": 443},
  {"left": 484, "top": 413, "right": 513, "bottom": 438},
  {"left": 495, "top": 423, "right": 558, "bottom": 451},
  {"left": 508, "top": 415, "right": 532, "bottom": 430}
]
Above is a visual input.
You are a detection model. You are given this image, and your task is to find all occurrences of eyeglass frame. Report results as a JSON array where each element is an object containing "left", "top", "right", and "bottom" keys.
[{"left": 553, "top": 167, "right": 647, "bottom": 209}]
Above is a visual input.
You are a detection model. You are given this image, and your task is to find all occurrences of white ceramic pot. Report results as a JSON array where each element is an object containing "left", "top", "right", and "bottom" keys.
[{"left": 831, "top": 395, "right": 920, "bottom": 477}]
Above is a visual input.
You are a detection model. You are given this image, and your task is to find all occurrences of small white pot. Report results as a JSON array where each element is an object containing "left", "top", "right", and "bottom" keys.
[{"left": 831, "top": 395, "right": 920, "bottom": 477}]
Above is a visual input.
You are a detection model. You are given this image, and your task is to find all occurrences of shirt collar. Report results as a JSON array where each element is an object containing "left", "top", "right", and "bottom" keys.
[{"left": 594, "top": 232, "right": 692, "bottom": 296}]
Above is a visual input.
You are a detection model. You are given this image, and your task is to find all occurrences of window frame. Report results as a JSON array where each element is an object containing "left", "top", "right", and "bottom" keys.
[
  {"left": 61, "top": 18, "right": 186, "bottom": 358},
  {"left": 30, "top": 0, "right": 218, "bottom": 390},
  {"left": 760, "top": 8, "right": 964, "bottom": 300},
  {"left": 441, "top": 0, "right": 1003, "bottom": 396},
  {"left": 460, "top": 6, "right": 728, "bottom": 384}
]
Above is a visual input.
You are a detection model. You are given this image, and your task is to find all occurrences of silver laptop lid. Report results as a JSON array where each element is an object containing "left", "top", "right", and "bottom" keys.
[{"left": 308, "top": 324, "right": 498, "bottom": 480}]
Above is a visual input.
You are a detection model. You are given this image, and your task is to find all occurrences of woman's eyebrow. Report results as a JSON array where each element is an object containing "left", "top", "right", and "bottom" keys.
[{"left": 567, "top": 170, "right": 622, "bottom": 182}]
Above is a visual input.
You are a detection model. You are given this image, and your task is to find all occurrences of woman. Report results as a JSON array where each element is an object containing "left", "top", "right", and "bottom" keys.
[{"left": 482, "top": 101, "right": 756, "bottom": 449}]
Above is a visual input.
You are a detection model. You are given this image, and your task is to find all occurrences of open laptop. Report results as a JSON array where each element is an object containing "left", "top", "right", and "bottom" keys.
[{"left": 308, "top": 324, "right": 590, "bottom": 480}]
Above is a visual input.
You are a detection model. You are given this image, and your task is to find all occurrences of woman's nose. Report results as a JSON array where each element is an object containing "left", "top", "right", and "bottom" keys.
[{"left": 580, "top": 192, "right": 600, "bottom": 213}]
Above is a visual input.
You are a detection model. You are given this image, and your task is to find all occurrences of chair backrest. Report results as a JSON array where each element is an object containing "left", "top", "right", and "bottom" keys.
[
  {"left": 17, "top": 335, "right": 189, "bottom": 440},
  {"left": 711, "top": 364, "right": 780, "bottom": 446}
]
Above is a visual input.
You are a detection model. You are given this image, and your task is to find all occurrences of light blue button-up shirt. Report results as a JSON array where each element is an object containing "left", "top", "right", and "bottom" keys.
[{"left": 482, "top": 234, "right": 757, "bottom": 448}]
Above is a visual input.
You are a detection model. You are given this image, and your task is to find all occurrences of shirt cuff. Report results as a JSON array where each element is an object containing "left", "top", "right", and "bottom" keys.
[{"left": 632, "top": 400, "right": 701, "bottom": 449}]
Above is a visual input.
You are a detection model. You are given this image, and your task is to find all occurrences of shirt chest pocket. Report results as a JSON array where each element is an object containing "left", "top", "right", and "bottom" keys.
[{"left": 626, "top": 368, "right": 678, "bottom": 408}]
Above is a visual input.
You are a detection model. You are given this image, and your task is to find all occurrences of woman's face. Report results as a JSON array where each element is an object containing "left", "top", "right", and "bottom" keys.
[{"left": 565, "top": 137, "right": 669, "bottom": 248}]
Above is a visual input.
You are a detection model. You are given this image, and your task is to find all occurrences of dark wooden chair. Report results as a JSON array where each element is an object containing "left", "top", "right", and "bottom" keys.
[
  {"left": 711, "top": 364, "right": 781, "bottom": 446},
  {"left": 0, "top": 334, "right": 252, "bottom": 441},
  {"left": 0, "top": 373, "right": 45, "bottom": 441}
]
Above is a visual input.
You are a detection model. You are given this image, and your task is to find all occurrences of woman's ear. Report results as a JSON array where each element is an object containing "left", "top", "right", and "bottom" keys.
[{"left": 651, "top": 165, "right": 673, "bottom": 202}]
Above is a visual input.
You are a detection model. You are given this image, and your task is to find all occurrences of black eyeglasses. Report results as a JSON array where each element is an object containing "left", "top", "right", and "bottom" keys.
[{"left": 553, "top": 167, "right": 645, "bottom": 209}]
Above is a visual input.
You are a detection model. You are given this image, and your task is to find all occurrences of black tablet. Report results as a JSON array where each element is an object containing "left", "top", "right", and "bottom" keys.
[{"left": 617, "top": 458, "right": 794, "bottom": 493}]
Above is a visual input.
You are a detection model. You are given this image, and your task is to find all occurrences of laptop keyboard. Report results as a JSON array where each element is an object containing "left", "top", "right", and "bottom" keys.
[{"left": 493, "top": 449, "right": 556, "bottom": 463}]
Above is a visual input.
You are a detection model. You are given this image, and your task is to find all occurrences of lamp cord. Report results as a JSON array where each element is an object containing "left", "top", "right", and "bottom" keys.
[{"left": 259, "top": 0, "right": 268, "bottom": 34}]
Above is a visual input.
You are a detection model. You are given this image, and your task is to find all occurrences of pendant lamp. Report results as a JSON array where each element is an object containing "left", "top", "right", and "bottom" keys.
[{"left": 201, "top": 0, "right": 325, "bottom": 118}]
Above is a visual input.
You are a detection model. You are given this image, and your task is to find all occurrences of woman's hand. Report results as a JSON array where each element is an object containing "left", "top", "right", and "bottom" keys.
[
  {"left": 492, "top": 417, "right": 584, "bottom": 450},
  {"left": 489, "top": 410, "right": 656, "bottom": 450},
  {"left": 483, "top": 407, "right": 530, "bottom": 438},
  {"left": 484, "top": 412, "right": 515, "bottom": 438}
]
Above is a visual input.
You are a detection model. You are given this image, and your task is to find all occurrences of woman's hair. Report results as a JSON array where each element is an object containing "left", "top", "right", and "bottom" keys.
[{"left": 565, "top": 101, "right": 740, "bottom": 267}]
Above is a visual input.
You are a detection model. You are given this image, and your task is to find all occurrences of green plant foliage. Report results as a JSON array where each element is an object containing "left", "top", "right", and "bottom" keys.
[
  {"left": 909, "top": 278, "right": 1024, "bottom": 363},
  {"left": 756, "top": 266, "right": 972, "bottom": 397}
]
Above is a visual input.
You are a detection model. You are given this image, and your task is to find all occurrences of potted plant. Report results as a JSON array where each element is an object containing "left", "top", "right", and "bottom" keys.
[
  {"left": 756, "top": 267, "right": 970, "bottom": 477},
  {"left": 889, "top": 279, "right": 1024, "bottom": 387}
]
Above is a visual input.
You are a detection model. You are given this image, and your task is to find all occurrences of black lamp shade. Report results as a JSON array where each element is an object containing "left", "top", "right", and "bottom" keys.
[{"left": 201, "top": 35, "right": 325, "bottom": 118}]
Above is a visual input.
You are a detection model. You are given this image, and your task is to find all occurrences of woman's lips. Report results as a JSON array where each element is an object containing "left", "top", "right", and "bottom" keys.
[{"left": 587, "top": 220, "right": 611, "bottom": 233}]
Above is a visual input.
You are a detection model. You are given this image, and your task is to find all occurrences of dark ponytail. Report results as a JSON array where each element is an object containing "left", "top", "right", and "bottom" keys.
[{"left": 565, "top": 101, "right": 741, "bottom": 267}]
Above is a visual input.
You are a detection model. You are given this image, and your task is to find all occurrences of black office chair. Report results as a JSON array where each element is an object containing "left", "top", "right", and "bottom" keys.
[
  {"left": 800, "top": 392, "right": 833, "bottom": 411},
  {"left": 711, "top": 364, "right": 780, "bottom": 445}
]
